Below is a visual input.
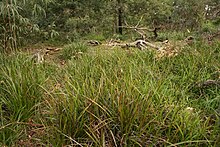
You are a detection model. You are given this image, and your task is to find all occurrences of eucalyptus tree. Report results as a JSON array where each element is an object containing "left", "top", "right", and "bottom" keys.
[{"left": 0, "top": 0, "right": 53, "bottom": 51}]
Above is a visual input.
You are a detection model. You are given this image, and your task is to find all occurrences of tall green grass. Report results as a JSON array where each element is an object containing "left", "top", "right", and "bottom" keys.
[
  {"left": 59, "top": 42, "right": 88, "bottom": 61},
  {"left": 0, "top": 41, "right": 219, "bottom": 146},
  {"left": 0, "top": 53, "right": 47, "bottom": 145}
]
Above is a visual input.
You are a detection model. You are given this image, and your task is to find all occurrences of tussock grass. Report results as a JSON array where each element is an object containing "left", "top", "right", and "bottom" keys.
[
  {"left": 59, "top": 42, "right": 88, "bottom": 61},
  {"left": 0, "top": 42, "right": 219, "bottom": 146},
  {"left": 0, "top": 53, "right": 47, "bottom": 145}
]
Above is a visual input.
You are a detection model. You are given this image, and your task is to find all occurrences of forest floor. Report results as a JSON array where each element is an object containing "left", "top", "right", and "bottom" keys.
[{"left": 0, "top": 38, "right": 220, "bottom": 146}]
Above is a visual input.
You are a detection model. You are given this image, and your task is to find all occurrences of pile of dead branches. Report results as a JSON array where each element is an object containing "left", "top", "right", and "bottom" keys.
[{"left": 87, "top": 16, "right": 194, "bottom": 59}]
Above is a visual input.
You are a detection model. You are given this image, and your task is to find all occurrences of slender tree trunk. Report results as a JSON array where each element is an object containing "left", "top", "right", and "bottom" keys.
[
  {"left": 117, "top": 0, "right": 123, "bottom": 35},
  {"left": 10, "top": 0, "right": 17, "bottom": 50},
  {"left": 113, "top": 13, "right": 117, "bottom": 34}
]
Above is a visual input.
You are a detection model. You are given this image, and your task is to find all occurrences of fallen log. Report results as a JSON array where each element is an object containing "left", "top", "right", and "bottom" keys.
[
  {"left": 107, "top": 40, "right": 162, "bottom": 50},
  {"left": 45, "top": 47, "right": 62, "bottom": 55},
  {"left": 135, "top": 40, "right": 161, "bottom": 50}
]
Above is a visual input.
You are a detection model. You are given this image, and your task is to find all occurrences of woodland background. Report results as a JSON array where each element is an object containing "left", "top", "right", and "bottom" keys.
[{"left": 0, "top": 0, "right": 220, "bottom": 50}]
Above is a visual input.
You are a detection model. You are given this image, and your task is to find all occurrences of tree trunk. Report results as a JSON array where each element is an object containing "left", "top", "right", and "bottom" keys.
[{"left": 117, "top": 0, "right": 123, "bottom": 35}]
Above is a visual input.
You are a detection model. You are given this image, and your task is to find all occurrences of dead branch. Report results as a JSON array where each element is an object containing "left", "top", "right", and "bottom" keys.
[
  {"left": 32, "top": 51, "right": 44, "bottom": 63},
  {"left": 46, "top": 47, "right": 61, "bottom": 51},
  {"left": 119, "top": 26, "right": 151, "bottom": 31},
  {"left": 107, "top": 40, "right": 161, "bottom": 50},
  {"left": 135, "top": 15, "right": 144, "bottom": 28},
  {"left": 87, "top": 40, "right": 101, "bottom": 46},
  {"left": 134, "top": 40, "right": 161, "bottom": 50},
  {"left": 45, "top": 47, "right": 62, "bottom": 55},
  {"left": 121, "top": 16, "right": 160, "bottom": 41},
  {"left": 119, "top": 26, "right": 160, "bottom": 40}
]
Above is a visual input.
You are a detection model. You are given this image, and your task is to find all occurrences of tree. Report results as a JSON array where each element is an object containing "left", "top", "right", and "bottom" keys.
[
  {"left": 0, "top": 0, "right": 52, "bottom": 51},
  {"left": 117, "top": 0, "right": 123, "bottom": 35}
]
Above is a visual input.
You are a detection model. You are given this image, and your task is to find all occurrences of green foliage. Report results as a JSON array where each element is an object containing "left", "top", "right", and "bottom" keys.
[
  {"left": 0, "top": 0, "right": 53, "bottom": 51},
  {"left": 163, "top": 31, "right": 184, "bottom": 40},
  {"left": 0, "top": 53, "right": 46, "bottom": 145},
  {"left": 201, "top": 21, "right": 219, "bottom": 33},
  {"left": 49, "top": 44, "right": 219, "bottom": 146},
  {"left": 0, "top": 42, "right": 219, "bottom": 146},
  {"left": 1, "top": 0, "right": 220, "bottom": 47},
  {"left": 59, "top": 42, "right": 88, "bottom": 60},
  {"left": 0, "top": 53, "right": 45, "bottom": 121},
  {"left": 85, "top": 34, "right": 106, "bottom": 41},
  {"left": 212, "top": 19, "right": 220, "bottom": 26}
]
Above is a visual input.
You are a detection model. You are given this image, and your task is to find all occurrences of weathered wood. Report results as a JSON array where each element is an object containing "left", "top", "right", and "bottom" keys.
[
  {"left": 87, "top": 40, "right": 101, "bottom": 46},
  {"left": 32, "top": 52, "right": 44, "bottom": 63},
  {"left": 107, "top": 40, "right": 161, "bottom": 50},
  {"left": 135, "top": 40, "right": 161, "bottom": 50}
]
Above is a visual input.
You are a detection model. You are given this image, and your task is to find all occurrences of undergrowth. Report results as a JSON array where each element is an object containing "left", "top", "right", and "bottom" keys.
[{"left": 0, "top": 41, "right": 219, "bottom": 146}]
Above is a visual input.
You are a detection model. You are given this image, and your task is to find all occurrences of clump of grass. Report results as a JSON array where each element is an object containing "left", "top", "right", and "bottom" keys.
[
  {"left": 85, "top": 33, "right": 106, "bottom": 41},
  {"left": 44, "top": 47, "right": 219, "bottom": 146},
  {"left": 0, "top": 53, "right": 47, "bottom": 145},
  {"left": 59, "top": 42, "right": 88, "bottom": 60},
  {"left": 0, "top": 41, "right": 219, "bottom": 146}
]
